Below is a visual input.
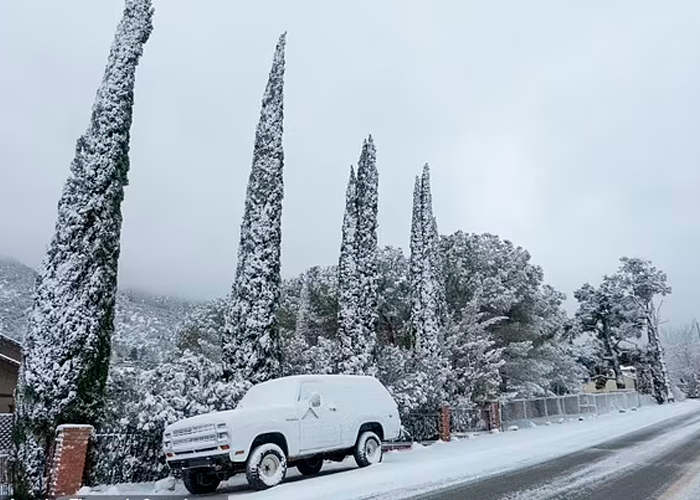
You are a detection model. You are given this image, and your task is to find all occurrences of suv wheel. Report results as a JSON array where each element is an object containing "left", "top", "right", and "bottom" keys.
[
  {"left": 297, "top": 455, "right": 323, "bottom": 476},
  {"left": 246, "top": 443, "right": 288, "bottom": 490},
  {"left": 182, "top": 468, "right": 221, "bottom": 494},
  {"left": 354, "top": 431, "right": 383, "bottom": 467}
]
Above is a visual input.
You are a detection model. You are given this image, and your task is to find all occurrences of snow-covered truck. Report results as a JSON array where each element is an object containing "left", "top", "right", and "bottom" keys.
[{"left": 162, "top": 374, "right": 401, "bottom": 493}]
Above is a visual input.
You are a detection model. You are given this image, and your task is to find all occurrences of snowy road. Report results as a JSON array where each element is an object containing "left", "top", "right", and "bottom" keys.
[
  {"left": 82, "top": 401, "right": 700, "bottom": 499},
  {"left": 409, "top": 409, "right": 700, "bottom": 500}
]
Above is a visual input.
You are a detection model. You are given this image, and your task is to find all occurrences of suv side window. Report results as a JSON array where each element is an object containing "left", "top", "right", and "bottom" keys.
[{"left": 299, "top": 381, "right": 323, "bottom": 403}]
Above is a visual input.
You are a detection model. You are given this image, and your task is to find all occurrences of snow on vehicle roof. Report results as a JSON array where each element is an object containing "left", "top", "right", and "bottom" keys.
[
  {"left": 262, "top": 374, "right": 378, "bottom": 383},
  {"left": 237, "top": 374, "right": 382, "bottom": 408}
]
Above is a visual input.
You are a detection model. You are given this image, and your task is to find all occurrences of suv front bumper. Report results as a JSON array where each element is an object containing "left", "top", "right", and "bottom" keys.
[{"left": 166, "top": 452, "right": 234, "bottom": 476}]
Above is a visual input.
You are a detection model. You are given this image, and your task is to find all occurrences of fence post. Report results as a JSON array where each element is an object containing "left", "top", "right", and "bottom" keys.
[
  {"left": 438, "top": 405, "right": 451, "bottom": 442},
  {"left": 46, "top": 424, "right": 94, "bottom": 498}
]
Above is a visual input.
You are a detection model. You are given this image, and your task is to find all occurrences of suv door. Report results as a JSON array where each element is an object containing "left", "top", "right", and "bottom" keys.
[{"left": 298, "top": 381, "right": 342, "bottom": 452}]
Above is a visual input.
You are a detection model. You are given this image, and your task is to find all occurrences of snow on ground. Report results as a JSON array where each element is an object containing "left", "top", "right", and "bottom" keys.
[
  {"left": 498, "top": 404, "right": 700, "bottom": 499},
  {"left": 81, "top": 400, "right": 700, "bottom": 499}
]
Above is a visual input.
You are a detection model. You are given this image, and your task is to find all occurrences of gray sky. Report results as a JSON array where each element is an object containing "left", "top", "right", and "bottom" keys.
[{"left": 1, "top": 1, "right": 700, "bottom": 324}]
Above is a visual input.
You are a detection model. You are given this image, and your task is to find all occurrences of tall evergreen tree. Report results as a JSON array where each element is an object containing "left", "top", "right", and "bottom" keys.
[
  {"left": 409, "top": 164, "right": 444, "bottom": 359},
  {"left": 337, "top": 166, "right": 359, "bottom": 369},
  {"left": 355, "top": 136, "right": 379, "bottom": 345},
  {"left": 408, "top": 164, "right": 448, "bottom": 405},
  {"left": 13, "top": 2, "right": 153, "bottom": 498},
  {"left": 616, "top": 257, "right": 673, "bottom": 403},
  {"left": 408, "top": 176, "right": 422, "bottom": 348},
  {"left": 337, "top": 137, "right": 379, "bottom": 374},
  {"left": 224, "top": 34, "right": 286, "bottom": 385}
]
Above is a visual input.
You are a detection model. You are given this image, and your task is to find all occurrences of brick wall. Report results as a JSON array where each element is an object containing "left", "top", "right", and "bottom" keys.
[{"left": 46, "top": 425, "right": 93, "bottom": 498}]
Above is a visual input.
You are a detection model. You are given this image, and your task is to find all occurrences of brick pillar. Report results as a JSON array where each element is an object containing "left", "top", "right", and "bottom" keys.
[
  {"left": 45, "top": 424, "right": 94, "bottom": 498},
  {"left": 438, "top": 405, "right": 451, "bottom": 442},
  {"left": 481, "top": 401, "right": 501, "bottom": 431}
]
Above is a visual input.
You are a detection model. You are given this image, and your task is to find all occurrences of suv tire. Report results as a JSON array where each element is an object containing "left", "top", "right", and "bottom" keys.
[
  {"left": 246, "top": 443, "right": 288, "bottom": 490},
  {"left": 297, "top": 455, "right": 323, "bottom": 475},
  {"left": 182, "top": 469, "right": 220, "bottom": 494},
  {"left": 354, "top": 431, "right": 383, "bottom": 467}
]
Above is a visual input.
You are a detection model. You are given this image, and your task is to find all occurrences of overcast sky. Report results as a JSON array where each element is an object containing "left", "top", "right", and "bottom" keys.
[{"left": 1, "top": 1, "right": 700, "bottom": 324}]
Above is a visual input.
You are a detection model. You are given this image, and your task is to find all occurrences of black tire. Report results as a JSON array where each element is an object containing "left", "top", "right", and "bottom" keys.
[
  {"left": 297, "top": 455, "right": 323, "bottom": 476},
  {"left": 182, "top": 469, "right": 221, "bottom": 495},
  {"left": 354, "top": 431, "right": 383, "bottom": 468},
  {"left": 246, "top": 443, "right": 288, "bottom": 490}
]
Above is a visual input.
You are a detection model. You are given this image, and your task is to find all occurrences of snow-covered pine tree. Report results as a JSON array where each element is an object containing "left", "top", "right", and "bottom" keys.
[
  {"left": 445, "top": 295, "right": 505, "bottom": 409},
  {"left": 224, "top": 33, "right": 286, "bottom": 385},
  {"left": 376, "top": 246, "right": 411, "bottom": 347},
  {"left": 13, "top": 2, "right": 153, "bottom": 498},
  {"left": 337, "top": 137, "right": 379, "bottom": 375},
  {"left": 615, "top": 257, "right": 673, "bottom": 403},
  {"left": 282, "top": 272, "right": 312, "bottom": 375}
]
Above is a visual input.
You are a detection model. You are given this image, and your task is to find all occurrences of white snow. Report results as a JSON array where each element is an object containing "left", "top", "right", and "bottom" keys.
[{"left": 82, "top": 400, "right": 700, "bottom": 499}]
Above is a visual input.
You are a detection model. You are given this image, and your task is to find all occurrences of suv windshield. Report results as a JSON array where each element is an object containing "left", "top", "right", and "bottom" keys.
[{"left": 237, "top": 379, "right": 298, "bottom": 409}]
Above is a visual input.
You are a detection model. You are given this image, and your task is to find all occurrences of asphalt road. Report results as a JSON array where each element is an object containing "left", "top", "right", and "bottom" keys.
[{"left": 408, "top": 410, "right": 700, "bottom": 500}]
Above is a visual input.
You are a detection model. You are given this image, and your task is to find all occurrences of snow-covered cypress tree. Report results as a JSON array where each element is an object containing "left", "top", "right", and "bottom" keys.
[
  {"left": 13, "top": 2, "right": 153, "bottom": 497},
  {"left": 337, "top": 166, "right": 360, "bottom": 371},
  {"left": 410, "top": 164, "right": 444, "bottom": 359},
  {"left": 223, "top": 34, "right": 286, "bottom": 385},
  {"left": 354, "top": 136, "right": 379, "bottom": 371},
  {"left": 408, "top": 176, "right": 423, "bottom": 349},
  {"left": 408, "top": 164, "right": 448, "bottom": 405},
  {"left": 337, "top": 137, "right": 379, "bottom": 375}
]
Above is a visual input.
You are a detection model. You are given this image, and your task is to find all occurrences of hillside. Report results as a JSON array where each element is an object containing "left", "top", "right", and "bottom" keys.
[
  {"left": 0, "top": 257, "right": 198, "bottom": 364},
  {"left": 0, "top": 258, "right": 35, "bottom": 342}
]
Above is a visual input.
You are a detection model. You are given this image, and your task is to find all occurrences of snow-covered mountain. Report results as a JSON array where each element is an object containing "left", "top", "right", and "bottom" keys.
[
  {"left": 0, "top": 257, "right": 198, "bottom": 364},
  {"left": 0, "top": 257, "right": 35, "bottom": 342},
  {"left": 113, "top": 289, "right": 198, "bottom": 365}
]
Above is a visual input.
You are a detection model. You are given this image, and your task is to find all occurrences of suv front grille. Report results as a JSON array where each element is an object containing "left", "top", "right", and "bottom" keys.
[{"left": 173, "top": 423, "right": 215, "bottom": 437}]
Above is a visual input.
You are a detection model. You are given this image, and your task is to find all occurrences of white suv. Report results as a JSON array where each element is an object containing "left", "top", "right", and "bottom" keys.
[{"left": 163, "top": 374, "right": 401, "bottom": 493}]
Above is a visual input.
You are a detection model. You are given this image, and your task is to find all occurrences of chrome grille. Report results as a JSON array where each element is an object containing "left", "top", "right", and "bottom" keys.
[
  {"left": 172, "top": 423, "right": 215, "bottom": 437},
  {"left": 173, "top": 433, "right": 217, "bottom": 447}
]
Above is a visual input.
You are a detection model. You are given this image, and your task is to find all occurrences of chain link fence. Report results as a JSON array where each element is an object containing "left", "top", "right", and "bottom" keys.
[
  {"left": 501, "top": 391, "right": 653, "bottom": 427},
  {"left": 401, "top": 405, "right": 487, "bottom": 441},
  {"left": 451, "top": 406, "right": 490, "bottom": 435},
  {"left": 86, "top": 430, "right": 168, "bottom": 487},
  {"left": 0, "top": 414, "right": 12, "bottom": 498},
  {"left": 403, "top": 391, "right": 653, "bottom": 441},
  {"left": 400, "top": 411, "right": 441, "bottom": 441}
]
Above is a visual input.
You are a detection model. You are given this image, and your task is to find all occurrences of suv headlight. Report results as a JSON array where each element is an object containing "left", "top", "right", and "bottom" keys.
[
  {"left": 217, "top": 432, "right": 228, "bottom": 442},
  {"left": 164, "top": 440, "right": 172, "bottom": 450},
  {"left": 217, "top": 423, "right": 227, "bottom": 430}
]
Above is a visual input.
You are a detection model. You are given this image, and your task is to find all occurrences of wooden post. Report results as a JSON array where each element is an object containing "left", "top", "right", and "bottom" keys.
[{"left": 45, "top": 424, "right": 94, "bottom": 498}]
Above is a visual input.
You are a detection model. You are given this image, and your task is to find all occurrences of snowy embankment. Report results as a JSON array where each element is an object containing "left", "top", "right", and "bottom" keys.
[{"left": 81, "top": 400, "right": 700, "bottom": 500}]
